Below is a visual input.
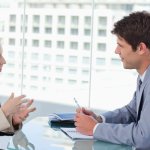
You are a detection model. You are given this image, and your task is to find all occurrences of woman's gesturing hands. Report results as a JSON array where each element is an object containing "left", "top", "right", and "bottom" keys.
[{"left": 1, "top": 93, "right": 26, "bottom": 117}]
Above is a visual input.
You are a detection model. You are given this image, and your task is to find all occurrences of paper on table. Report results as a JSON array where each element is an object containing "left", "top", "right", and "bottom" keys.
[
  {"left": 61, "top": 128, "right": 93, "bottom": 140},
  {"left": 0, "top": 136, "right": 12, "bottom": 149}
]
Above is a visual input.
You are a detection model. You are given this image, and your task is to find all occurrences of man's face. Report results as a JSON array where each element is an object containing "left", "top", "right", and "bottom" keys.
[
  {"left": 115, "top": 36, "right": 140, "bottom": 70},
  {"left": 0, "top": 46, "right": 6, "bottom": 72}
]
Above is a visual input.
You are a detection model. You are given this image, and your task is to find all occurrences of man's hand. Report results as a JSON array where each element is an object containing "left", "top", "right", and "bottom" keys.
[
  {"left": 1, "top": 93, "right": 26, "bottom": 117},
  {"left": 12, "top": 99, "right": 36, "bottom": 126},
  {"left": 74, "top": 112, "right": 98, "bottom": 136},
  {"left": 76, "top": 107, "right": 102, "bottom": 123}
]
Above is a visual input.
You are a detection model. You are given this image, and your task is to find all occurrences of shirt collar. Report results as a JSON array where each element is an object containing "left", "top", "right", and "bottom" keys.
[{"left": 139, "top": 70, "right": 147, "bottom": 82}]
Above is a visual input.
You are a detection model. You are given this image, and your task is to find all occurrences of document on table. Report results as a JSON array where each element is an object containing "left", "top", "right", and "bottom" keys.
[
  {"left": 61, "top": 128, "right": 93, "bottom": 140},
  {"left": 0, "top": 136, "right": 12, "bottom": 149}
]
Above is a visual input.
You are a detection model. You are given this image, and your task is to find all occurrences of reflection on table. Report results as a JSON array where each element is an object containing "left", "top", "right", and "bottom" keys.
[
  {"left": 12, "top": 130, "right": 35, "bottom": 150},
  {"left": 72, "top": 140, "right": 132, "bottom": 150},
  {"left": 93, "top": 140, "right": 132, "bottom": 150},
  {"left": 7, "top": 117, "right": 133, "bottom": 150}
]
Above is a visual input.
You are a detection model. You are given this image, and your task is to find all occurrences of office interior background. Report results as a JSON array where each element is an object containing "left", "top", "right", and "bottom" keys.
[{"left": 0, "top": 0, "right": 149, "bottom": 120}]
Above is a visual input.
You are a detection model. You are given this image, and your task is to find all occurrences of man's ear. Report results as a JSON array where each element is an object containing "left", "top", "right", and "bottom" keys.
[{"left": 137, "top": 42, "right": 147, "bottom": 55}]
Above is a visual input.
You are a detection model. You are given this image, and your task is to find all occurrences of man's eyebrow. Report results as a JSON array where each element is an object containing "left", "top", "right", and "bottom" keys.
[{"left": 117, "top": 42, "right": 122, "bottom": 46}]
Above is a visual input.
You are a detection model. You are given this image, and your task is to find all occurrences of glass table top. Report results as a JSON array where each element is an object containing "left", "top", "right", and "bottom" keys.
[{"left": 6, "top": 117, "right": 133, "bottom": 150}]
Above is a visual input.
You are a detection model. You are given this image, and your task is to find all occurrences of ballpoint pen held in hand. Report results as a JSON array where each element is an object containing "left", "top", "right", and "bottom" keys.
[{"left": 73, "top": 97, "right": 81, "bottom": 109}]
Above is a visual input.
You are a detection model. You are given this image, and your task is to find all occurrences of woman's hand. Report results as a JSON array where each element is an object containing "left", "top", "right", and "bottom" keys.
[
  {"left": 1, "top": 93, "right": 26, "bottom": 117},
  {"left": 12, "top": 99, "right": 36, "bottom": 126}
]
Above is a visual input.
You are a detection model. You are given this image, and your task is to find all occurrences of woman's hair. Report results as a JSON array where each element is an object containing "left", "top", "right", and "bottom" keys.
[{"left": 111, "top": 11, "right": 150, "bottom": 51}]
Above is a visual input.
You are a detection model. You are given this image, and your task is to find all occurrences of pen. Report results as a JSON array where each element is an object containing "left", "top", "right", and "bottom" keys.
[{"left": 73, "top": 97, "right": 81, "bottom": 108}]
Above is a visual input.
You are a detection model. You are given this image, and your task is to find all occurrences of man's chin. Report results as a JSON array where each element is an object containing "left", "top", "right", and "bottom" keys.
[
  {"left": 122, "top": 63, "right": 129, "bottom": 69},
  {"left": 123, "top": 64, "right": 133, "bottom": 70}
]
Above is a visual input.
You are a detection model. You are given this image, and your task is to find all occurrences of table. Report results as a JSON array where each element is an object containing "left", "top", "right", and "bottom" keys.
[{"left": 7, "top": 117, "right": 133, "bottom": 150}]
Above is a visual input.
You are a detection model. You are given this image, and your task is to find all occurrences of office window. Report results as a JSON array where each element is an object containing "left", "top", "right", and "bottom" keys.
[
  {"left": 84, "top": 29, "right": 91, "bottom": 36},
  {"left": 0, "top": 22, "right": 4, "bottom": 32},
  {"left": 9, "top": 26, "right": 16, "bottom": 32},
  {"left": 32, "top": 39, "right": 39, "bottom": 47},
  {"left": 7, "top": 73, "right": 14, "bottom": 78},
  {"left": 9, "top": 15, "right": 16, "bottom": 23},
  {"left": 58, "top": 16, "right": 65, "bottom": 25},
  {"left": 44, "top": 40, "right": 52, "bottom": 48},
  {"left": 55, "top": 78, "right": 63, "bottom": 83},
  {"left": 6, "top": 83, "right": 14, "bottom": 88},
  {"left": 57, "top": 41, "right": 64, "bottom": 49},
  {"left": 21, "top": 15, "right": 28, "bottom": 24},
  {"left": 82, "top": 57, "right": 90, "bottom": 64},
  {"left": 98, "top": 16, "right": 107, "bottom": 26},
  {"left": 111, "top": 58, "right": 121, "bottom": 66},
  {"left": 96, "top": 58, "right": 106, "bottom": 65},
  {"left": 31, "top": 53, "right": 39, "bottom": 60},
  {"left": 43, "top": 76, "right": 51, "bottom": 82},
  {"left": 69, "top": 56, "right": 77, "bottom": 63},
  {"left": 97, "top": 43, "right": 106, "bottom": 51},
  {"left": 45, "top": 27, "right": 52, "bottom": 34},
  {"left": 68, "top": 79, "right": 77, "bottom": 84},
  {"left": 33, "top": 15, "right": 40, "bottom": 24},
  {"left": 84, "top": 16, "right": 91, "bottom": 26},
  {"left": 32, "top": 27, "right": 39, "bottom": 33},
  {"left": 56, "top": 67, "right": 64, "bottom": 73},
  {"left": 71, "top": 16, "right": 79, "bottom": 25},
  {"left": 19, "top": 64, "right": 27, "bottom": 69},
  {"left": 20, "top": 26, "right": 27, "bottom": 32},
  {"left": 8, "top": 51, "right": 15, "bottom": 58},
  {"left": 70, "top": 42, "right": 78, "bottom": 50},
  {"left": 9, "top": 38, "right": 15, "bottom": 45},
  {"left": 43, "top": 54, "right": 51, "bottom": 61},
  {"left": 20, "top": 39, "right": 27, "bottom": 46},
  {"left": 56, "top": 55, "right": 64, "bottom": 62},
  {"left": 81, "top": 80, "right": 89, "bottom": 84},
  {"left": 31, "top": 65, "right": 39, "bottom": 71},
  {"left": 7, "top": 63, "right": 15, "bottom": 68},
  {"left": 57, "top": 28, "right": 65, "bottom": 34},
  {"left": 98, "top": 29, "right": 106, "bottom": 37},
  {"left": 30, "top": 85, "right": 38, "bottom": 90},
  {"left": 43, "top": 65, "right": 51, "bottom": 71},
  {"left": 68, "top": 68, "right": 77, "bottom": 74},
  {"left": 83, "top": 42, "right": 90, "bottom": 50},
  {"left": 70, "top": 28, "right": 78, "bottom": 35},
  {"left": 82, "top": 69, "right": 89, "bottom": 75},
  {"left": 45, "top": 15, "right": 52, "bottom": 24},
  {"left": 30, "top": 75, "right": 38, "bottom": 81}
]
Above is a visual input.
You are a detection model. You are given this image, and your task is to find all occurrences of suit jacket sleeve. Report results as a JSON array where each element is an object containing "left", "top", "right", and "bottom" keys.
[
  {"left": 0, "top": 108, "right": 11, "bottom": 131},
  {"left": 94, "top": 88, "right": 150, "bottom": 149},
  {"left": 0, "top": 108, "right": 22, "bottom": 132},
  {"left": 102, "top": 91, "right": 137, "bottom": 124}
]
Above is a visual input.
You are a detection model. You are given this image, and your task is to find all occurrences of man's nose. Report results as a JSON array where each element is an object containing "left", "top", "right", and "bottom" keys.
[{"left": 115, "top": 47, "right": 120, "bottom": 54}]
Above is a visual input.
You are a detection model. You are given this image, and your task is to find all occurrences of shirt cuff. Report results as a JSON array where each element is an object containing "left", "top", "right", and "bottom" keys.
[
  {"left": 100, "top": 115, "right": 106, "bottom": 123},
  {"left": 93, "top": 115, "right": 106, "bottom": 134}
]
